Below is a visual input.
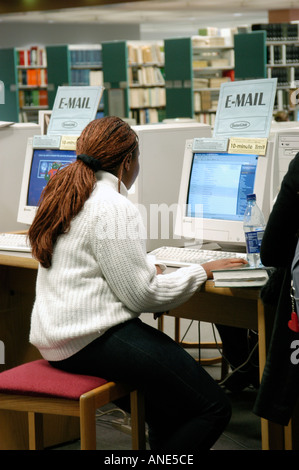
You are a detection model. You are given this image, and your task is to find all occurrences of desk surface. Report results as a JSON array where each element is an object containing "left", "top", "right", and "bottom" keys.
[
  {"left": 0, "top": 250, "right": 37, "bottom": 269},
  {"left": 0, "top": 251, "right": 260, "bottom": 297}
]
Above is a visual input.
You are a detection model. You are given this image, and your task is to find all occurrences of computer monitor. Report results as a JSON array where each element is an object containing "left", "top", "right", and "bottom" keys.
[
  {"left": 0, "top": 123, "right": 41, "bottom": 233},
  {"left": 268, "top": 126, "right": 299, "bottom": 206},
  {"left": 175, "top": 139, "right": 274, "bottom": 249},
  {"left": 130, "top": 122, "right": 212, "bottom": 251},
  {"left": 17, "top": 138, "right": 76, "bottom": 226}
]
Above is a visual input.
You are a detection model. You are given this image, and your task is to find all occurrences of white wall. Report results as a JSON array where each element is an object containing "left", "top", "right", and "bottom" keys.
[{"left": 0, "top": 22, "right": 141, "bottom": 48}]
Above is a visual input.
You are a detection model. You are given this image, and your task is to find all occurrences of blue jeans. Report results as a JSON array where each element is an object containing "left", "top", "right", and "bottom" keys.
[{"left": 50, "top": 318, "right": 231, "bottom": 451}]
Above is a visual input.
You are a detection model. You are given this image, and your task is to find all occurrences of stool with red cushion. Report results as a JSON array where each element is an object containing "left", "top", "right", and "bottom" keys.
[{"left": 0, "top": 359, "right": 145, "bottom": 450}]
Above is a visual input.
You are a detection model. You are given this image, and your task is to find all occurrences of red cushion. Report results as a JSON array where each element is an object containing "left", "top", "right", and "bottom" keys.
[{"left": 0, "top": 360, "right": 107, "bottom": 400}]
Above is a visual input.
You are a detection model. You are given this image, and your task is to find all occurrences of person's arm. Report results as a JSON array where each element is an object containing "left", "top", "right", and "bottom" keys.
[
  {"left": 261, "top": 152, "right": 299, "bottom": 268},
  {"left": 91, "top": 200, "right": 207, "bottom": 313},
  {"left": 91, "top": 200, "right": 246, "bottom": 314}
]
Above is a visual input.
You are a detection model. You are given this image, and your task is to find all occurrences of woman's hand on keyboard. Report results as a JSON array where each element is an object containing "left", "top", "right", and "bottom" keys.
[{"left": 202, "top": 258, "right": 248, "bottom": 279}]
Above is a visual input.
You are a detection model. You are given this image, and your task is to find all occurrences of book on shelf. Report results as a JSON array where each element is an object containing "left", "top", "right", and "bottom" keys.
[
  {"left": 128, "top": 66, "right": 165, "bottom": 86},
  {"left": 129, "top": 87, "right": 166, "bottom": 108},
  {"left": 209, "top": 77, "right": 230, "bottom": 87},
  {"left": 19, "top": 89, "right": 48, "bottom": 108},
  {"left": 252, "top": 23, "right": 299, "bottom": 42},
  {"left": 193, "top": 77, "right": 209, "bottom": 88},
  {"left": 70, "top": 48, "right": 102, "bottom": 67},
  {"left": 71, "top": 68, "right": 103, "bottom": 86},
  {"left": 18, "top": 68, "right": 47, "bottom": 87},
  {"left": 127, "top": 43, "right": 164, "bottom": 65},
  {"left": 212, "top": 266, "right": 269, "bottom": 288},
  {"left": 193, "top": 36, "right": 226, "bottom": 47},
  {"left": 130, "top": 108, "right": 160, "bottom": 124},
  {"left": 17, "top": 46, "right": 47, "bottom": 67}
]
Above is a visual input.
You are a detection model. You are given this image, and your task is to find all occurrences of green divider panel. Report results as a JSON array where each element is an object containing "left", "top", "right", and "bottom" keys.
[
  {"left": 0, "top": 48, "right": 19, "bottom": 121},
  {"left": 164, "top": 38, "right": 193, "bottom": 118},
  {"left": 46, "top": 45, "right": 71, "bottom": 108},
  {"left": 234, "top": 31, "right": 267, "bottom": 80},
  {"left": 102, "top": 41, "right": 129, "bottom": 117}
]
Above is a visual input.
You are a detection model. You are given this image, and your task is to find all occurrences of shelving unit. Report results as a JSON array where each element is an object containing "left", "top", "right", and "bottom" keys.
[
  {"left": 16, "top": 46, "right": 48, "bottom": 122},
  {"left": 164, "top": 33, "right": 234, "bottom": 126},
  {"left": 102, "top": 40, "right": 165, "bottom": 124},
  {"left": 0, "top": 46, "right": 49, "bottom": 122},
  {"left": 192, "top": 35, "right": 234, "bottom": 125},
  {"left": 46, "top": 44, "right": 104, "bottom": 115},
  {"left": 252, "top": 23, "right": 299, "bottom": 119}
]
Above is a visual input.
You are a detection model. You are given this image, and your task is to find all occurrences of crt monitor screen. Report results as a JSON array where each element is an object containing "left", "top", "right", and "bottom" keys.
[
  {"left": 174, "top": 139, "right": 273, "bottom": 247},
  {"left": 186, "top": 152, "right": 258, "bottom": 222},
  {"left": 18, "top": 142, "right": 76, "bottom": 225},
  {"left": 27, "top": 148, "right": 76, "bottom": 206}
]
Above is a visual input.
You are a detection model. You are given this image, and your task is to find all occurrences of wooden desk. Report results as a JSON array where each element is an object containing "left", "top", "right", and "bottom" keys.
[{"left": 0, "top": 251, "right": 295, "bottom": 450}]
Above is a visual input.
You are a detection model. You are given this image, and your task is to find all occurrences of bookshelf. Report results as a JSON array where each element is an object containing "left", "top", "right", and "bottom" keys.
[
  {"left": 164, "top": 33, "right": 234, "bottom": 126},
  {"left": 192, "top": 35, "right": 234, "bottom": 126},
  {"left": 102, "top": 40, "right": 166, "bottom": 124},
  {"left": 16, "top": 46, "right": 48, "bottom": 122},
  {"left": 252, "top": 23, "right": 299, "bottom": 119},
  {"left": 0, "top": 46, "right": 48, "bottom": 122},
  {"left": 46, "top": 44, "right": 103, "bottom": 114}
]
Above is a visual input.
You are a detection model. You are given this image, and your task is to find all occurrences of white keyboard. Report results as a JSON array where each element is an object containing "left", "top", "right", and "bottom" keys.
[
  {"left": 0, "top": 233, "right": 31, "bottom": 253},
  {"left": 150, "top": 246, "right": 247, "bottom": 268}
]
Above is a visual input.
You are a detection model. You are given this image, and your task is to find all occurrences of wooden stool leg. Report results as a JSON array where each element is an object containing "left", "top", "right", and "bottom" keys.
[
  {"left": 130, "top": 390, "right": 146, "bottom": 450},
  {"left": 28, "top": 412, "right": 44, "bottom": 450},
  {"left": 80, "top": 404, "right": 97, "bottom": 450}
]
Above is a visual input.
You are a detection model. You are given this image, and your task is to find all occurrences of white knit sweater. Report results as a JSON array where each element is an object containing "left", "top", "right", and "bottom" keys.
[{"left": 30, "top": 171, "right": 207, "bottom": 361}]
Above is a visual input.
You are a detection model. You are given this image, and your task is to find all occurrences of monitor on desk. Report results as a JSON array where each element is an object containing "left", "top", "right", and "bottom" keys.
[
  {"left": 0, "top": 123, "right": 41, "bottom": 233},
  {"left": 174, "top": 139, "right": 274, "bottom": 249},
  {"left": 130, "top": 122, "right": 212, "bottom": 251},
  {"left": 17, "top": 138, "right": 76, "bottom": 226},
  {"left": 268, "top": 126, "right": 299, "bottom": 206}
]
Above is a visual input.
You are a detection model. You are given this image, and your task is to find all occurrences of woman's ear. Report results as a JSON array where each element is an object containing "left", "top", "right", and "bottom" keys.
[{"left": 124, "top": 153, "right": 132, "bottom": 171}]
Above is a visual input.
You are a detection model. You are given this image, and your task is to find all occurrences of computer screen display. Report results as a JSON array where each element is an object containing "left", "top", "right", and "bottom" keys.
[
  {"left": 27, "top": 148, "right": 76, "bottom": 206},
  {"left": 186, "top": 152, "right": 258, "bottom": 221},
  {"left": 17, "top": 139, "right": 76, "bottom": 225},
  {"left": 175, "top": 139, "right": 274, "bottom": 248}
]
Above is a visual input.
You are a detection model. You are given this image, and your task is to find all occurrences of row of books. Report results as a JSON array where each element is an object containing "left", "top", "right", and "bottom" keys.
[
  {"left": 271, "top": 67, "right": 299, "bottom": 86},
  {"left": 274, "top": 89, "right": 293, "bottom": 111},
  {"left": 16, "top": 46, "right": 47, "bottom": 67},
  {"left": 192, "top": 36, "right": 227, "bottom": 48},
  {"left": 195, "top": 111, "right": 217, "bottom": 126},
  {"left": 267, "top": 44, "right": 299, "bottom": 65},
  {"left": 70, "top": 48, "right": 102, "bottom": 67},
  {"left": 129, "top": 87, "right": 166, "bottom": 109},
  {"left": 194, "top": 90, "right": 219, "bottom": 112},
  {"left": 71, "top": 69, "right": 103, "bottom": 86},
  {"left": 128, "top": 66, "right": 165, "bottom": 86},
  {"left": 129, "top": 108, "right": 162, "bottom": 125},
  {"left": 127, "top": 43, "right": 164, "bottom": 65},
  {"left": 18, "top": 68, "right": 48, "bottom": 87},
  {"left": 193, "top": 58, "right": 231, "bottom": 68},
  {"left": 252, "top": 23, "right": 299, "bottom": 42},
  {"left": 193, "top": 76, "right": 230, "bottom": 89},
  {"left": 19, "top": 89, "right": 48, "bottom": 108}
]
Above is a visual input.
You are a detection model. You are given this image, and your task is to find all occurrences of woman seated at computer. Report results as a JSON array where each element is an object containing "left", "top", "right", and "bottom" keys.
[{"left": 28, "top": 116, "right": 247, "bottom": 451}]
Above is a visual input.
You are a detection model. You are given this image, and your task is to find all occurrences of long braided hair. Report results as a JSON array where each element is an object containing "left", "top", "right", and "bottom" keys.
[{"left": 28, "top": 116, "right": 138, "bottom": 268}]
